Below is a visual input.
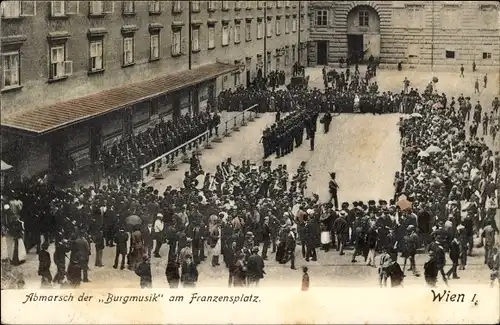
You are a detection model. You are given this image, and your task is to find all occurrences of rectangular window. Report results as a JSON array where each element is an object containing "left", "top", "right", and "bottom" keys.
[
  {"left": 192, "top": 28, "right": 200, "bottom": 51},
  {"left": 267, "top": 1, "right": 272, "bottom": 8},
  {"left": 292, "top": 16, "right": 297, "bottom": 32},
  {"left": 208, "top": 26, "right": 215, "bottom": 49},
  {"left": 258, "top": 1, "right": 264, "bottom": 9},
  {"left": 90, "top": 40, "right": 103, "bottom": 71},
  {"left": 123, "top": 37, "right": 134, "bottom": 65},
  {"left": 292, "top": 45, "right": 296, "bottom": 62},
  {"left": 149, "top": 1, "right": 160, "bottom": 13},
  {"left": 122, "top": 1, "right": 134, "bottom": 14},
  {"left": 222, "top": 24, "right": 230, "bottom": 46},
  {"left": 266, "top": 18, "right": 272, "bottom": 37},
  {"left": 359, "top": 9, "right": 369, "bottom": 26},
  {"left": 2, "top": 51, "right": 20, "bottom": 89},
  {"left": 191, "top": 1, "right": 200, "bottom": 11},
  {"left": 150, "top": 34, "right": 160, "bottom": 60},
  {"left": 316, "top": 10, "right": 327, "bottom": 26},
  {"left": 1, "top": 1, "right": 36, "bottom": 18},
  {"left": 172, "top": 0, "right": 181, "bottom": 12},
  {"left": 90, "top": 1, "right": 114, "bottom": 14},
  {"left": 285, "top": 16, "right": 290, "bottom": 33},
  {"left": 285, "top": 1, "right": 291, "bottom": 8},
  {"left": 257, "top": 20, "right": 264, "bottom": 39},
  {"left": 267, "top": 52, "right": 272, "bottom": 69},
  {"left": 483, "top": 52, "right": 492, "bottom": 59},
  {"left": 300, "top": 15, "right": 305, "bottom": 31},
  {"left": 275, "top": 18, "right": 281, "bottom": 35},
  {"left": 245, "top": 22, "right": 252, "bottom": 41},
  {"left": 481, "top": 7, "right": 497, "bottom": 29},
  {"left": 172, "top": 30, "right": 181, "bottom": 55},
  {"left": 234, "top": 23, "right": 241, "bottom": 43},
  {"left": 407, "top": 5, "right": 424, "bottom": 28},
  {"left": 285, "top": 47, "right": 290, "bottom": 66},
  {"left": 51, "top": 1, "right": 65, "bottom": 16},
  {"left": 50, "top": 45, "right": 72, "bottom": 79},
  {"left": 208, "top": 1, "right": 216, "bottom": 11},
  {"left": 445, "top": 50, "right": 455, "bottom": 59},
  {"left": 277, "top": 1, "right": 283, "bottom": 8},
  {"left": 441, "top": 8, "right": 459, "bottom": 29},
  {"left": 222, "top": 1, "right": 229, "bottom": 10}
]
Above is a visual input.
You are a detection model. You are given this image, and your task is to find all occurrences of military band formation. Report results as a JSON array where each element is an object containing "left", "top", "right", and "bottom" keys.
[{"left": 1, "top": 62, "right": 499, "bottom": 290}]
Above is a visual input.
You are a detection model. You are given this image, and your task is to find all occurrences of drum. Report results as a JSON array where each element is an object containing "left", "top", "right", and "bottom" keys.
[{"left": 320, "top": 231, "right": 331, "bottom": 244}]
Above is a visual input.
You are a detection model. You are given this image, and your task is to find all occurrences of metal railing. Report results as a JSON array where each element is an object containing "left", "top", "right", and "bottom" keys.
[{"left": 139, "top": 104, "right": 260, "bottom": 182}]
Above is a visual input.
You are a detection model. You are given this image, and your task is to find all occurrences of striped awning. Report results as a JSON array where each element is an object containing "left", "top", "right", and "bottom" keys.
[{"left": 2, "top": 62, "right": 237, "bottom": 135}]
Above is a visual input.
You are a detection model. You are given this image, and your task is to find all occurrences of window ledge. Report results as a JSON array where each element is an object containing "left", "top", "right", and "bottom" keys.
[
  {"left": 48, "top": 76, "right": 69, "bottom": 84},
  {"left": 267, "top": 35, "right": 272, "bottom": 38},
  {"left": 235, "top": 8, "right": 241, "bottom": 11},
  {"left": 234, "top": 41, "right": 241, "bottom": 44},
  {"left": 50, "top": 15, "right": 69, "bottom": 20},
  {"left": 479, "top": 28, "right": 498, "bottom": 31},
  {"left": 192, "top": 49, "right": 201, "bottom": 53},
  {"left": 191, "top": 9, "right": 201, "bottom": 13},
  {"left": 122, "top": 62, "right": 136, "bottom": 68},
  {"left": 1, "top": 85, "right": 23, "bottom": 93},
  {"left": 245, "top": 38, "right": 251, "bottom": 42},
  {"left": 222, "top": 43, "right": 229, "bottom": 47},
  {"left": 122, "top": 12, "right": 136, "bottom": 17},
  {"left": 88, "top": 69, "right": 105, "bottom": 75},
  {"left": 89, "top": 13, "right": 106, "bottom": 18},
  {"left": 222, "top": 8, "right": 229, "bottom": 11},
  {"left": 171, "top": 53, "right": 183, "bottom": 57},
  {"left": 149, "top": 11, "right": 161, "bottom": 15},
  {"left": 257, "top": 37, "right": 263, "bottom": 40},
  {"left": 246, "top": 7, "right": 252, "bottom": 10},
  {"left": 208, "top": 46, "right": 215, "bottom": 50},
  {"left": 208, "top": 9, "right": 216, "bottom": 13},
  {"left": 172, "top": 10, "right": 183, "bottom": 14},
  {"left": 1, "top": 16, "right": 24, "bottom": 21}
]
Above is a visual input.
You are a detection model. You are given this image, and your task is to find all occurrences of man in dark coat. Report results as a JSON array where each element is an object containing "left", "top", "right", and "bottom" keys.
[
  {"left": 247, "top": 247, "right": 265, "bottom": 286},
  {"left": 143, "top": 223, "right": 154, "bottom": 258},
  {"left": 304, "top": 219, "right": 317, "bottom": 262},
  {"left": 113, "top": 227, "right": 129, "bottom": 270},
  {"left": 261, "top": 217, "right": 272, "bottom": 260},
  {"left": 287, "top": 227, "right": 297, "bottom": 270},
  {"left": 70, "top": 231, "right": 90, "bottom": 283},
  {"left": 446, "top": 236, "right": 460, "bottom": 279},
  {"left": 38, "top": 242, "right": 52, "bottom": 288},
  {"left": 333, "top": 211, "right": 348, "bottom": 255},
  {"left": 135, "top": 255, "right": 152, "bottom": 288},
  {"left": 181, "top": 254, "right": 199, "bottom": 287},
  {"left": 94, "top": 227, "right": 105, "bottom": 267},
  {"left": 328, "top": 173, "right": 340, "bottom": 210}
]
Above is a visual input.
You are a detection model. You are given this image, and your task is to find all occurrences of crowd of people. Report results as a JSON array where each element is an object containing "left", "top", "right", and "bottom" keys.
[{"left": 1, "top": 65, "right": 499, "bottom": 290}]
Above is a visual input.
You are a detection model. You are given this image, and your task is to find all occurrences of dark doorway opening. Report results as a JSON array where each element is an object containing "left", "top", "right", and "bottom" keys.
[
  {"left": 316, "top": 40, "right": 328, "bottom": 65},
  {"left": 246, "top": 70, "right": 250, "bottom": 88},
  {"left": 347, "top": 34, "right": 364, "bottom": 64}
]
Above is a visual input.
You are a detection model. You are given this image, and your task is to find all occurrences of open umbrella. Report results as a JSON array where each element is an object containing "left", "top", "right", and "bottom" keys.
[
  {"left": 1, "top": 160, "right": 12, "bottom": 171},
  {"left": 410, "top": 113, "right": 423, "bottom": 118},
  {"left": 432, "top": 102, "right": 444, "bottom": 109},
  {"left": 426, "top": 145, "right": 442, "bottom": 153},
  {"left": 396, "top": 198, "right": 412, "bottom": 211},
  {"left": 417, "top": 150, "right": 430, "bottom": 157},
  {"left": 125, "top": 215, "right": 142, "bottom": 230}
]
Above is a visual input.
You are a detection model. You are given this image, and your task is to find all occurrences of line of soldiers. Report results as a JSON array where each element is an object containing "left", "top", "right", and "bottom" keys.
[
  {"left": 99, "top": 112, "right": 220, "bottom": 185},
  {"left": 260, "top": 110, "right": 319, "bottom": 159}
]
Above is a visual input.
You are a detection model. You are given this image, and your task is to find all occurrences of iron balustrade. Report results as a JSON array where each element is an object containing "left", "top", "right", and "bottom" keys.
[{"left": 139, "top": 104, "right": 259, "bottom": 181}]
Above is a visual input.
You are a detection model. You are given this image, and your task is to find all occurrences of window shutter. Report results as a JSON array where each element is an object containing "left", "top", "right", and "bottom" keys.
[{"left": 64, "top": 61, "right": 73, "bottom": 76}]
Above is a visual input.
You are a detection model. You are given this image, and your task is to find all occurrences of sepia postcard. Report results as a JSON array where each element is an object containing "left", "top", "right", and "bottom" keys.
[{"left": 1, "top": 0, "right": 499, "bottom": 324}]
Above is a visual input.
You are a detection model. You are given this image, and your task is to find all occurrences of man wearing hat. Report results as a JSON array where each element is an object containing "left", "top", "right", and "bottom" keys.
[
  {"left": 247, "top": 246, "right": 265, "bottom": 287},
  {"left": 181, "top": 254, "right": 198, "bottom": 288},
  {"left": 153, "top": 213, "right": 165, "bottom": 258},
  {"left": 402, "top": 225, "right": 419, "bottom": 275},
  {"left": 378, "top": 247, "right": 393, "bottom": 287},
  {"left": 328, "top": 173, "right": 340, "bottom": 210},
  {"left": 287, "top": 226, "right": 298, "bottom": 270},
  {"left": 113, "top": 226, "right": 129, "bottom": 270},
  {"left": 333, "top": 210, "right": 348, "bottom": 255},
  {"left": 135, "top": 255, "right": 152, "bottom": 288}
]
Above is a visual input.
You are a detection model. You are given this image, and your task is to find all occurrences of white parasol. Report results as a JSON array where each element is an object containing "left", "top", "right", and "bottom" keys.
[
  {"left": 410, "top": 113, "right": 423, "bottom": 118},
  {"left": 426, "top": 145, "right": 442, "bottom": 153},
  {"left": 1, "top": 160, "right": 12, "bottom": 171},
  {"left": 417, "top": 150, "right": 430, "bottom": 157}
]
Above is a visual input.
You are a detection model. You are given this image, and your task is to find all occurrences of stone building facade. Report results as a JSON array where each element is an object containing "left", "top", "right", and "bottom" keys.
[
  {"left": 0, "top": 1, "right": 309, "bottom": 178},
  {"left": 308, "top": 1, "right": 500, "bottom": 69}
]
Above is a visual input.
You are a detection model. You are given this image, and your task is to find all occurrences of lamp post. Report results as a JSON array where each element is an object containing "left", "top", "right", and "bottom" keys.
[
  {"left": 264, "top": 3, "right": 268, "bottom": 78},
  {"left": 298, "top": 1, "right": 301, "bottom": 65}
]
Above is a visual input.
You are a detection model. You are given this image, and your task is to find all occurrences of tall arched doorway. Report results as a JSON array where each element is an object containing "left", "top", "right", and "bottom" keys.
[{"left": 346, "top": 5, "right": 380, "bottom": 64}]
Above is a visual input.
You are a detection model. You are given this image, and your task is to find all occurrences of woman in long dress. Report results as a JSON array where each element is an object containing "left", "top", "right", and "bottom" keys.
[{"left": 7, "top": 216, "right": 26, "bottom": 266}]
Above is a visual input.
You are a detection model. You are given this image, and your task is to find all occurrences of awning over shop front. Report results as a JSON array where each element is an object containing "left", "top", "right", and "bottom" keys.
[{"left": 1, "top": 62, "right": 237, "bottom": 135}]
